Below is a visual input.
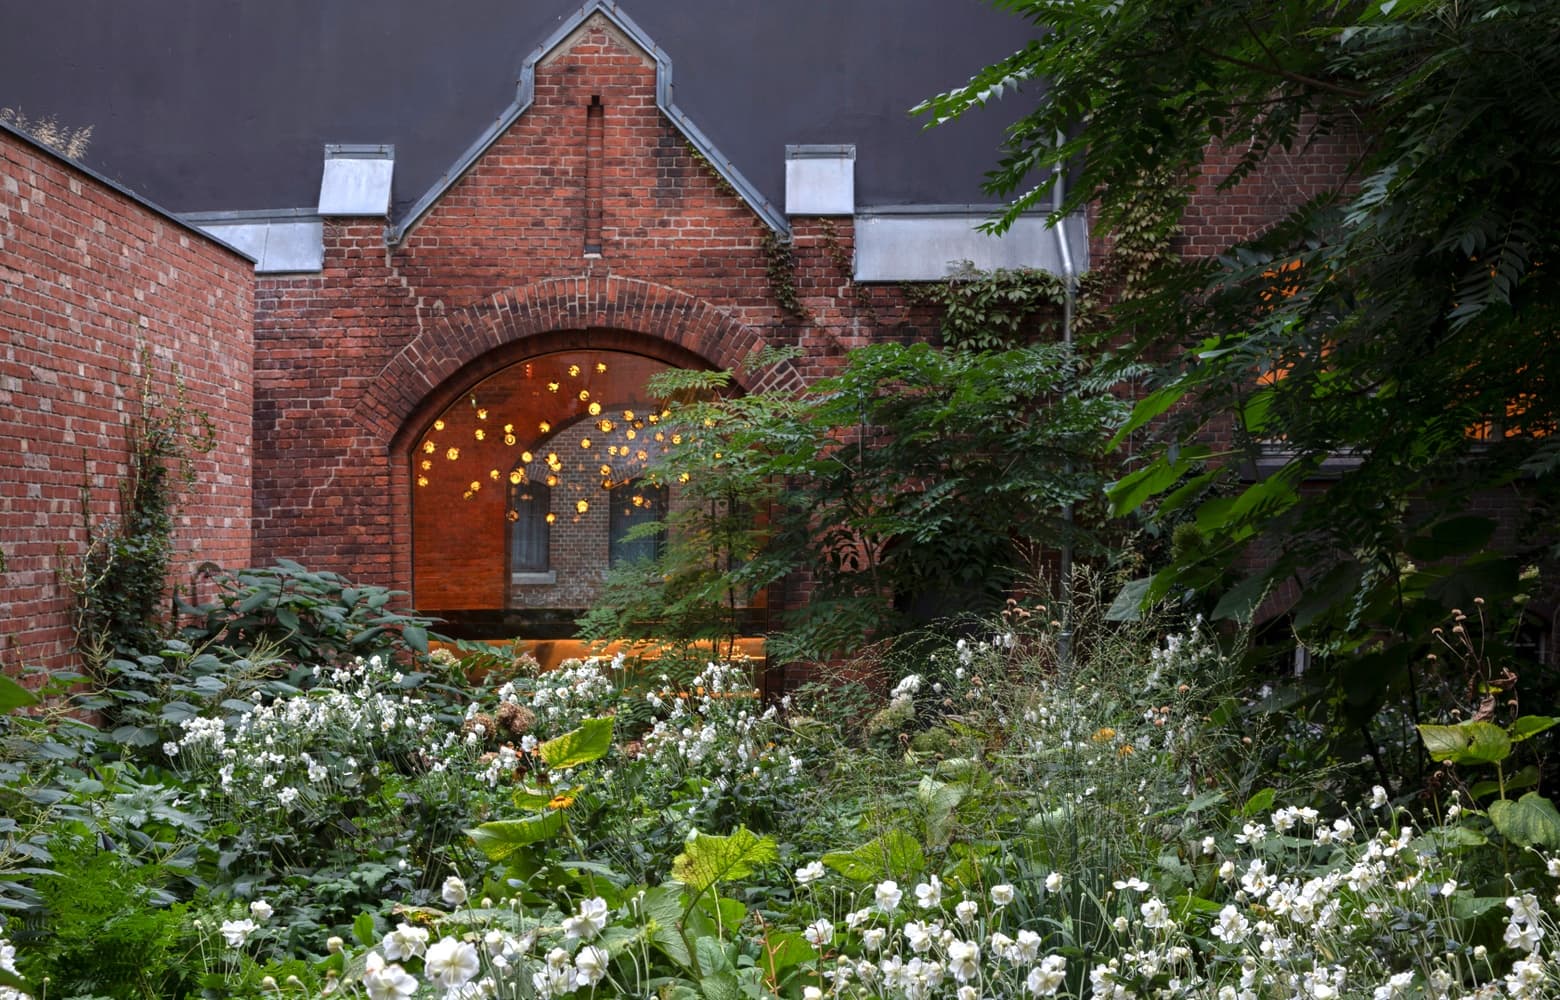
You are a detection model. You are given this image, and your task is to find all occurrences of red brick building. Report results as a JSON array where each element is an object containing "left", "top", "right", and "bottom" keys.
[{"left": 0, "top": 1, "right": 1361, "bottom": 669}]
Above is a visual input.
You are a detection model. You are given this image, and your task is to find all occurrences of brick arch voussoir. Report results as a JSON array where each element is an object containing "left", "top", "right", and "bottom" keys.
[{"left": 369, "top": 276, "right": 798, "bottom": 450}]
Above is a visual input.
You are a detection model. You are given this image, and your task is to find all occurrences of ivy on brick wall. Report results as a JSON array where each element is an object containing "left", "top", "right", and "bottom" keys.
[{"left": 64, "top": 350, "right": 215, "bottom": 661}]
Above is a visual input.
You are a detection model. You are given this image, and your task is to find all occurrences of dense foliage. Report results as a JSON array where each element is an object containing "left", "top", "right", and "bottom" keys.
[
  {"left": 917, "top": 0, "right": 1560, "bottom": 731},
  {"left": 580, "top": 332, "right": 1129, "bottom": 663},
  {"left": 8, "top": 581, "right": 1560, "bottom": 998}
]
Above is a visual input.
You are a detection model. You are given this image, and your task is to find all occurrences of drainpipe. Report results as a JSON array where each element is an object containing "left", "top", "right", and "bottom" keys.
[{"left": 1052, "top": 133, "right": 1076, "bottom": 667}]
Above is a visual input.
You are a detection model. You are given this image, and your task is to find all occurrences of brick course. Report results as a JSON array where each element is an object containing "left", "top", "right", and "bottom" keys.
[{"left": 0, "top": 128, "right": 254, "bottom": 672}]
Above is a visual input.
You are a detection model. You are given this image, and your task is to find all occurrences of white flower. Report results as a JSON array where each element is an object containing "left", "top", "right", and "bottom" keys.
[
  {"left": 442, "top": 875, "right": 469, "bottom": 906},
  {"left": 1140, "top": 897, "right": 1171, "bottom": 930},
  {"left": 1370, "top": 785, "right": 1389, "bottom": 809},
  {"left": 915, "top": 876, "right": 944, "bottom": 909},
  {"left": 363, "top": 953, "right": 419, "bottom": 1000},
  {"left": 796, "top": 861, "right": 826, "bottom": 885},
  {"left": 1027, "top": 955, "right": 1067, "bottom": 995},
  {"left": 563, "top": 896, "right": 610, "bottom": 941},
  {"left": 990, "top": 883, "right": 1015, "bottom": 907},
  {"left": 249, "top": 899, "right": 274, "bottom": 922},
  {"left": 220, "top": 918, "right": 257, "bottom": 948},
  {"left": 876, "top": 880, "right": 904, "bottom": 913},
  {"left": 574, "top": 944, "right": 610, "bottom": 986},
  {"left": 954, "top": 899, "right": 979, "bottom": 924},
  {"left": 804, "top": 919, "right": 834, "bottom": 947},
  {"left": 1011, "top": 929, "right": 1043, "bottom": 964},
  {"left": 1211, "top": 905, "right": 1250, "bottom": 944},
  {"left": 1045, "top": 871, "right": 1064, "bottom": 893},
  {"left": 947, "top": 940, "right": 980, "bottom": 983},
  {"left": 425, "top": 937, "right": 481, "bottom": 989},
  {"left": 804, "top": 988, "right": 824, "bottom": 1000},
  {"left": 863, "top": 927, "right": 887, "bottom": 951},
  {"left": 382, "top": 922, "right": 430, "bottom": 961},
  {"left": 904, "top": 920, "right": 937, "bottom": 953},
  {"left": 1112, "top": 876, "right": 1149, "bottom": 893}
]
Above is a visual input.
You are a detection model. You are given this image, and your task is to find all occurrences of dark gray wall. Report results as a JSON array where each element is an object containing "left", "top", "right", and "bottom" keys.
[{"left": 0, "top": 1, "right": 1034, "bottom": 216}]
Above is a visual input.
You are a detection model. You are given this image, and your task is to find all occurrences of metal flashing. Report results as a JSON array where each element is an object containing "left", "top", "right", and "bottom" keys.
[
  {"left": 319, "top": 144, "right": 395, "bottom": 216},
  {"left": 186, "top": 215, "right": 324, "bottom": 273},
  {"left": 852, "top": 210, "right": 1090, "bottom": 283},
  {"left": 388, "top": 0, "right": 790, "bottom": 244},
  {"left": 0, "top": 118, "right": 252, "bottom": 262},
  {"left": 785, "top": 144, "right": 854, "bottom": 216}
]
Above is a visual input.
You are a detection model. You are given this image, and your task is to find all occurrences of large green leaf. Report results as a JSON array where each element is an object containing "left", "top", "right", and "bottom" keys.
[
  {"left": 1416, "top": 721, "right": 1511, "bottom": 765},
  {"left": 538, "top": 716, "right": 615, "bottom": 770},
  {"left": 1489, "top": 793, "right": 1560, "bottom": 849},
  {"left": 638, "top": 886, "right": 691, "bottom": 969},
  {"left": 821, "top": 829, "right": 925, "bottom": 882},
  {"left": 670, "top": 827, "right": 777, "bottom": 894},
  {"left": 0, "top": 674, "right": 39, "bottom": 714},
  {"left": 467, "top": 810, "right": 567, "bottom": 860}
]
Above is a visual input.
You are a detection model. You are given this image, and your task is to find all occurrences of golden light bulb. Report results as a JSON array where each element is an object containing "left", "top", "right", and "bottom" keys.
[
  {"left": 434, "top": 419, "right": 445, "bottom": 431},
  {"left": 576, "top": 499, "right": 589, "bottom": 514}
]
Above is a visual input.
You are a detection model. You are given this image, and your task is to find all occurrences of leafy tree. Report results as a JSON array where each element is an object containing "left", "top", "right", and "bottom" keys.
[
  {"left": 918, "top": 0, "right": 1560, "bottom": 739},
  {"left": 580, "top": 339, "right": 1128, "bottom": 664}
]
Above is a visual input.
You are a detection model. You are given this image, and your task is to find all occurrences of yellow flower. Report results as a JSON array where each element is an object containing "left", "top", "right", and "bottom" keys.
[
  {"left": 548, "top": 793, "right": 576, "bottom": 810},
  {"left": 1091, "top": 727, "right": 1116, "bottom": 743}
]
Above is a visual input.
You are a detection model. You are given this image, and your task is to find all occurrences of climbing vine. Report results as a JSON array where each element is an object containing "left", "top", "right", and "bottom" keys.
[
  {"left": 762, "top": 231, "right": 810, "bottom": 322},
  {"left": 65, "top": 350, "right": 215, "bottom": 660}
]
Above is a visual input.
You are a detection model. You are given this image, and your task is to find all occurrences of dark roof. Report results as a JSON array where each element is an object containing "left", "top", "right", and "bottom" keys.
[{"left": 0, "top": 0, "right": 1034, "bottom": 219}]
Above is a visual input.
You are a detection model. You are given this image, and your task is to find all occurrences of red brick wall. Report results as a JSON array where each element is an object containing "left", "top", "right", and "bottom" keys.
[
  {"left": 251, "top": 18, "right": 939, "bottom": 610},
  {"left": 0, "top": 128, "right": 254, "bottom": 672}
]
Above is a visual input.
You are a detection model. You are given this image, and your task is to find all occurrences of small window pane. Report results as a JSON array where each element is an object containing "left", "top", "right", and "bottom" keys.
[
  {"left": 609, "top": 480, "right": 666, "bottom": 567},
  {"left": 510, "top": 482, "right": 551, "bottom": 573}
]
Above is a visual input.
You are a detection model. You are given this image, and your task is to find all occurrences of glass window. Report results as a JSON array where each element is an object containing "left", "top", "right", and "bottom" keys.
[
  {"left": 608, "top": 479, "right": 666, "bottom": 567},
  {"left": 509, "top": 481, "right": 552, "bottom": 573}
]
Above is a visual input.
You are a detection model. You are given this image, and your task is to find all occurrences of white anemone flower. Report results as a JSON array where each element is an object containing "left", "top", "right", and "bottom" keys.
[
  {"left": 424, "top": 936, "right": 481, "bottom": 989},
  {"left": 574, "top": 944, "right": 610, "bottom": 986}
]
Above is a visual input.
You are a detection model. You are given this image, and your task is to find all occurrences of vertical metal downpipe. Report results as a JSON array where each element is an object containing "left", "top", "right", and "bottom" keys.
[{"left": 1052, "top": 134, "right": 1077, "bottom": 667}]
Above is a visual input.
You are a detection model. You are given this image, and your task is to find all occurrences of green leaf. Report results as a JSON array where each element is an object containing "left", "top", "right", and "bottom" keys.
[
  {"left": 1417, "top": 723, "right": 1470, "bottom": 762},
  {"left": 1108, "top": 382, "right": 1186, "bottom": 450},
  {"left": 0, "top": 674, "right": 39, "bottom": 714},
  {"left": 353, "top": 911, "right": 378, "bottom": 948},
  {"left": 638, "top": 886, "right": 691, "bottom": 969},
  {"left": 1212, "top": 571, "right": 1270, "bottom": 622},
  {"left": 671, "top": 827, "right": 777, "bottom": 894},
  {"left": 820, "top": 830, "right": 925, "bottom": 882},
  {"left": 1105, "top": 577, "right": 1153, "bottom": 622},
  {"left": 1510, "top": 716, "right": 1558, "bottom": 742},
  {"left": 759, "top": 931, "right": 816, "bottom": 975},
  {"left": 402, "top": 625, "right": 429, "bottom": 654},
  {"left": 1242, "top": 788, "right": 1276, "bottom": 817},
  {"left": 1417, "top": 721, "right": 1510, "bottom": 765},
  {"left": 468, "top": 811, "right": 567, "bottom": 860},
  {"left": 1107, "top": 446, "right": 1211, "bottom": 517},
  {"left": 1488, "top": 793, "right": 1560, "bottom": 849},
  {"left": 538, "top": 716, "right": 615, "bottom": 769}
]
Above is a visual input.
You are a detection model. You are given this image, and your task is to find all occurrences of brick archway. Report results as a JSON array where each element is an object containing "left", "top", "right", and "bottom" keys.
[{"left": 370, "top": 274, "right": 803, "bottom": 594}]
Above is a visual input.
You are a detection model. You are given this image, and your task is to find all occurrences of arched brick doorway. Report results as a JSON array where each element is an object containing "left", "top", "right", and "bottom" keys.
[
  {"left": 370, "top": 276, "right": 803, "bottom": 603},
  {"left": 404, "top": 339, "right": 703, "bottom": 626}
]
